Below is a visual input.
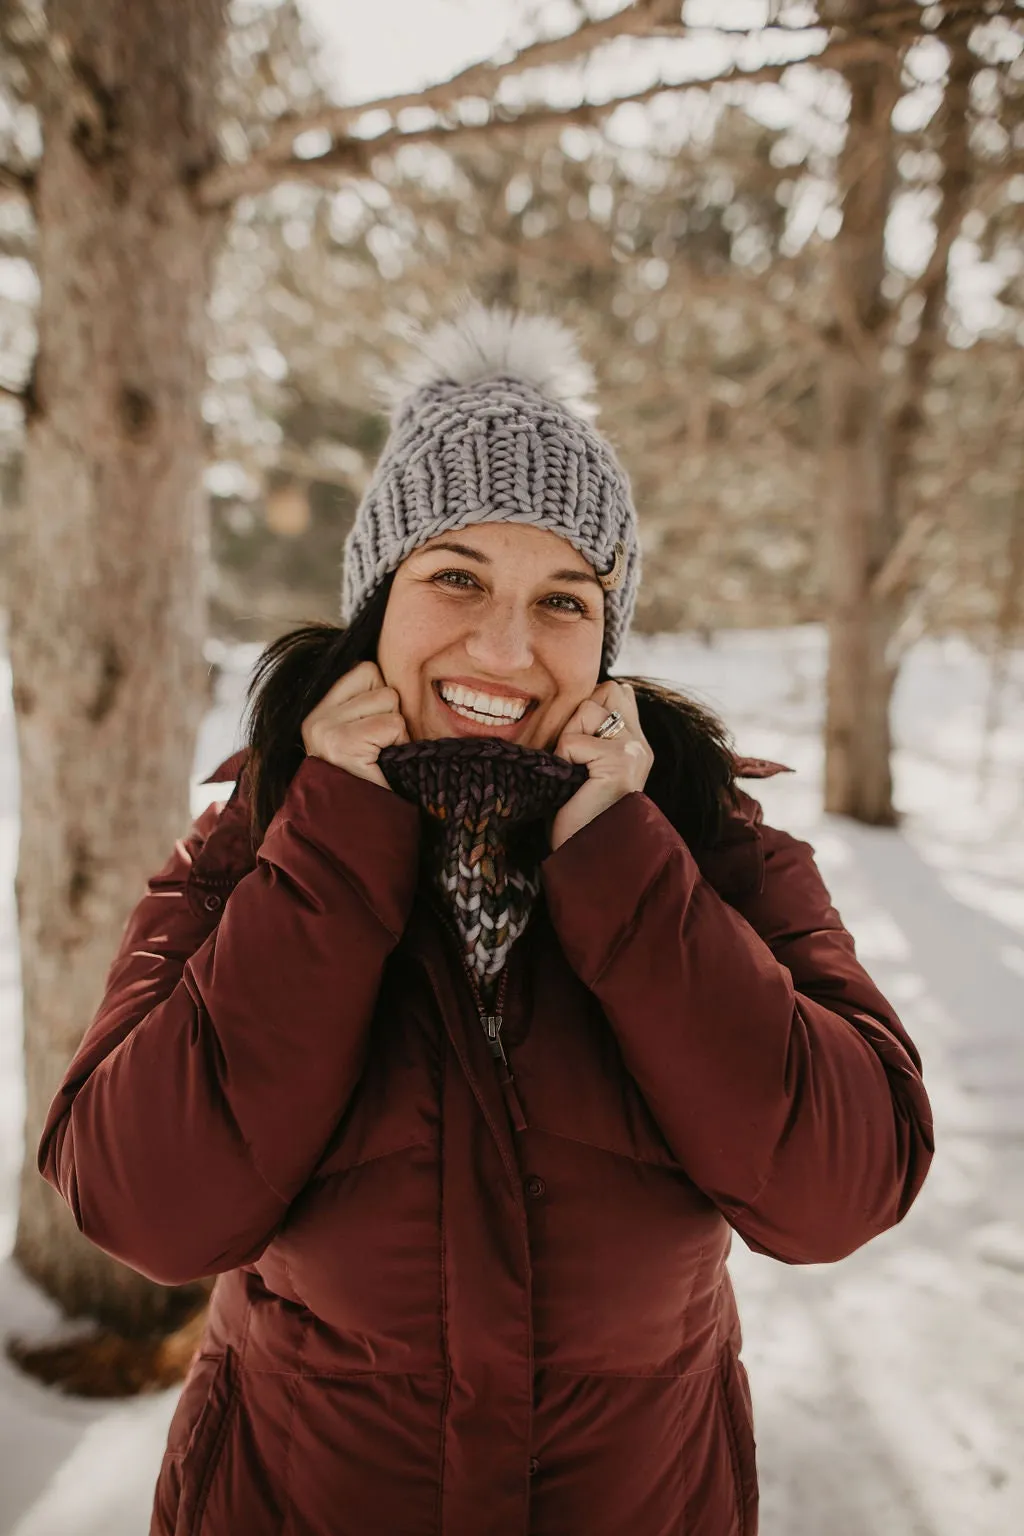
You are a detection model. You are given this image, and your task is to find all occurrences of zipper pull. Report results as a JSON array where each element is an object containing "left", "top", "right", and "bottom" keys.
[
  {"left": 482, "top": 1012, "right": 509, "bottom": 1068},
  {"left": 482, "top": 1012, "right": 528, "bottom": 1132}
]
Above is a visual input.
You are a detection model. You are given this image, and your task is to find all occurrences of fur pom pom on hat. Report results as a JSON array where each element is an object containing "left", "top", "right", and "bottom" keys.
[
  {"left": 382, "top": 306, "right": 599, "bottom": 421},
  {"left": 341, "top": 303, "right": 640, "bottom": 669}
]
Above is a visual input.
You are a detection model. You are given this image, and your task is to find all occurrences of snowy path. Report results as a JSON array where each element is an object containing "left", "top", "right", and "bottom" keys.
[{"left": 1, "top": 628, "right": 1022, "bottom": 1536}]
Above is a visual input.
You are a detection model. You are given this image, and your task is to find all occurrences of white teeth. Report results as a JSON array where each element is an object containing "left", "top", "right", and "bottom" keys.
[{"left": 438, "top": 683, "right": 528, "bottom": 722}]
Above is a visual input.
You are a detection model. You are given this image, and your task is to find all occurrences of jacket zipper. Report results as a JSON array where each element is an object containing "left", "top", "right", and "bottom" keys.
[
  {"left": 432, "top": 905, "right": 528, "bottom": 1133},
  {"left": 477, "top": 968, "right": 511, "bottom": 1069}
]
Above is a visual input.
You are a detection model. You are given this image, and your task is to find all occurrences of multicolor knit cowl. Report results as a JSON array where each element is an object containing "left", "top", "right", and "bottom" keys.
[{"left": 379, "top": 738, "right": 587, "bottom": 1005}]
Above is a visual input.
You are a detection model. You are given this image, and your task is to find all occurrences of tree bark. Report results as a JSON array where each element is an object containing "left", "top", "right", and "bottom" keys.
[
  {"left": 822, "top": 12, "right": 902, "bottom": 825},
  {"left": 823, "top": 12, "right": 973, "bottom": 824},
  {"left": 6, "top": 0, "right": 226, "bottom": 1333}
]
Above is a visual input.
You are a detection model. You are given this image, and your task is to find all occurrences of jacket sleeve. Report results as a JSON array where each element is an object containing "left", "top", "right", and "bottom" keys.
[
  {"left": 38, "top": 756, "right": 421, "bottom": 1287},
  {"left": 541, "top": 790, "right": 934, "bottom": 1264}
]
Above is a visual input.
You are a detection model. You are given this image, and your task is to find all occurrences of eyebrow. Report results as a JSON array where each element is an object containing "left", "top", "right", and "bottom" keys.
[{"left": 417, "top": 539, "right": 602, "bottom": 587}]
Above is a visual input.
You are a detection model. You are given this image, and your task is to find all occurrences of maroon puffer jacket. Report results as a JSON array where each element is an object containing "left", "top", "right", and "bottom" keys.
[{"left": 39, "top": 750, "right": 933, "bottom": 1536}]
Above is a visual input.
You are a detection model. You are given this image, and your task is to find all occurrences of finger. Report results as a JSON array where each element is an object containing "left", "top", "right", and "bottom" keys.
[
  {"left": 557, "top": 701, "right": 589, "bottom": 740},
  {"left": 333, "top": 686, "right": 403, "bottom": 724},
  {"left": 304, "top": 696, "right": 408, "bottom": 760},
  {"left": 590, "top": 678, "right": 639, "bottom": 727},
  {"left": 357, "top": 713, "right": 410, "bottom": 783},
  {"left": 318, "top": 660, "right": 385, "bottom": 708},
  {"left": 554, "top": 730, "right": 630, "bottom": 769},
  {"left": 557, "top": 682, "right": 638, "bottom": 750},
  {"left": 555, "top": 702, "right": 614, "bottom": 752},
  {"left": 578, "top": 697, "right": 630, "bottom": 738},
  {"left": 357, "top": 761, "right": 389, "bottom": 788},
  {"left": 556, "top": 703, "right": 599, "bottom": 746},
  {"left": 555, "top": 730, "right": 599, "bottom": 765},
  {"left": 605, "top": 680, "right": 641, "bottom": 732},
  {"left": 363, "top": 712, "right": 410, "bottom": 749}
]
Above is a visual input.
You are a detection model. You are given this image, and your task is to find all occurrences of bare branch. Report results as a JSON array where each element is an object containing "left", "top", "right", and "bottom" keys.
[
  {"left": 871, "top": 509, "right": 934, "bottom": 600},
  {"left": 198, "top": 33, "right": 890, "bottom": 209},
  {"left": 859, "top": 0, "right": 1024, "bottom": 33},
  {"left": 893, "top": 167, "right": 1019, "bottom": 341},
  {"left": 274, "top": 443, "right": 370, "bottom": 495},
  {"left": 243, "top": 0, "right": 1009, "bottom": 173},
  {"left": 897, "top": 409, "right": 1019, "bottom": 532},
  {"left": 887, "top": 35, "right": 973, "bottom": 511},
  {"left": 0, "top": 164, "right": 33, "bottom": 200},
  {"left": 705, "top": 1, "right": 1020, "bottom": 34},
  {"left": 255, "top": 0, "right": 680, "bottom": 164}
]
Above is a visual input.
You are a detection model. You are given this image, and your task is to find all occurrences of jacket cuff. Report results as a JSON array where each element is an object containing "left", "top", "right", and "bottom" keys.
[
  {"left": 262, "top": 756, "right": 421, "bottom": 939},
  {"left": 541, "top": 791, "right": 699, "bottom": 986}
]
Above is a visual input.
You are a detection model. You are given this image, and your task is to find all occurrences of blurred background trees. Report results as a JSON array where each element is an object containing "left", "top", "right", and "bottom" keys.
[
  {"left": 1, "top": 0, "right": 231, "bottom": 1344},
  {"left": 0, "top": 0, "right": 1021, "bottom": 1366}
]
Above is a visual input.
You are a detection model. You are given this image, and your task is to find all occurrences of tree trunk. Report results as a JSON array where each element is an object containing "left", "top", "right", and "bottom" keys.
[
  {"left": 7, "top": 0, "right": 226, "bottom": 1333},
  {"left": 823, "top": 12, "right": 972, "bottom": 824},
  {"left": 822, "top": 25, "right": 901, "bottom": 825}
]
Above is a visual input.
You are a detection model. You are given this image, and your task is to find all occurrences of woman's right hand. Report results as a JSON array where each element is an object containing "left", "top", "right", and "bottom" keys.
[{"left": 301, "top": 661, "right": 409, "bottom": 788}]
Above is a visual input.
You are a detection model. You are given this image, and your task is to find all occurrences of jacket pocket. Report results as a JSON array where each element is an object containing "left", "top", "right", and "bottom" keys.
[
  {"left": 717, "top": 1347, "right": 758, "bottom": 1536},
  {"left": 160, "top": 1349, "right": 237, "bottom": 1536}
]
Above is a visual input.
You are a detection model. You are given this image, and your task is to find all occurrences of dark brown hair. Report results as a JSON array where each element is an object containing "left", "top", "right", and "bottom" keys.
[
  {"left": 242, "top": 580, "right": 738, "bottom": 851},
  {"left": 242, "top": 575, "right": 395, "bottom": 844}
]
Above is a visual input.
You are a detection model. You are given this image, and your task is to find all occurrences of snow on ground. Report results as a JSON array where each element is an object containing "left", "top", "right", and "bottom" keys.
[{"left": 1, "top": 625, "right": 1023, "bottom": 1535}]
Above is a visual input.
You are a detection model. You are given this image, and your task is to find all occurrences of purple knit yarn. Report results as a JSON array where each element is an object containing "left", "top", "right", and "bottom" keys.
[{"left": 379, "top": 737, "right": 586, "bottom": 995}]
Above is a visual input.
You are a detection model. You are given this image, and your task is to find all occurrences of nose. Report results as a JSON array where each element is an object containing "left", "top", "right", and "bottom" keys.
[{"left": 463, "top": 599, "right": 534, "bottom": 675}]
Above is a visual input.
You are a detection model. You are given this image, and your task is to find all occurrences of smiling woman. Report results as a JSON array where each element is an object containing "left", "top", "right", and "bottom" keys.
[
  {"left": 38, "top": 304, "right": 934, "bottom": 1536},
  {"left": 378, "top": 523, "right": 605, "bottom": 747}
]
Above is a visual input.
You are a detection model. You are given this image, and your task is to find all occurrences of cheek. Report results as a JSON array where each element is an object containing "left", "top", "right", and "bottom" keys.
[
  {"left": 556, "top": 628, "right": 602, "bottom": 697},
  {"left": 377, "top": 614, "right": 414, "bottom": 710},
  {"left": 537, "top": 639, "right": 602, "bottom": 740},
  {"left": 378, "top": 597, "right": 453, "bottom": 705}
]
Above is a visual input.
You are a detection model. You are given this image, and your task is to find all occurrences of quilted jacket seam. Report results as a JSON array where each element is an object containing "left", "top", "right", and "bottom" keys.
[
  {"left": 310, "top": 1136, "right": 432, "bottom": 1183},
  {"left": 588, "top": 846, "right": 676, "bottom": 989},
  {"left": 263, "top": 817, "right": 409, "bottom": 945},
  {"left": 525, "top": 1124, "right": 680, "bottom": 1171},
  {"left": 180, "top": 966, "right": 292, "bottom": 1209}
]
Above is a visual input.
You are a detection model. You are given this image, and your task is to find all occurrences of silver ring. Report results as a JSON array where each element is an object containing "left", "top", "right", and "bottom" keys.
[{"left": 594, "top": 709, "right": 626, "bottom": 740}]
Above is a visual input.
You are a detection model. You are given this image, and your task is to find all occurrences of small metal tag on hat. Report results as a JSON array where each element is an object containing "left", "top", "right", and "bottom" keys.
[{"left": 597, "top": 540, "right": 626, "bottom": 592}]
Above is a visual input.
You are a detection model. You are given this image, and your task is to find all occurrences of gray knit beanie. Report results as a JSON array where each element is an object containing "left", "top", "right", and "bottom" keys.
[{"left": 340, "top": 305, "right": 640, "bottom": 669}]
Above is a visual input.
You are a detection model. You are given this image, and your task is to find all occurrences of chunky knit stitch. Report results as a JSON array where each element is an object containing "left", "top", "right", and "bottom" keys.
[
  {"left": 379, "top": 737, "right": 586, "bottom": 1003},
  {"left": 340, "top": 307, "right": 641, "bottom": 669}
]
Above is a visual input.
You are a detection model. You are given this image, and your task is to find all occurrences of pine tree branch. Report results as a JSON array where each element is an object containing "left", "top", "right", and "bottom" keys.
[{"left": 198, "top": 33, "right": 889, "bottom": 209}]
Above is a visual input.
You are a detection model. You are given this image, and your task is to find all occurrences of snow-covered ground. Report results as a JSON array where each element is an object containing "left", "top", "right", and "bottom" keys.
[{"left": 1, "top": 626, "right": 1023, "bottom": 1536}]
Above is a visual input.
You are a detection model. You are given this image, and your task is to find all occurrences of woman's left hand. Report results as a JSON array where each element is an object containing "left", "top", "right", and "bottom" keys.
[{"left": 550, "top": 681, "right": 654, "bottom": 851}]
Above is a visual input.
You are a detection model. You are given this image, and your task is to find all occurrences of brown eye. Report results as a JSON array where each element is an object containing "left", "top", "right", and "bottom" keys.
[
  {"left": 432, "top": 569, "right": 479, "bottom": 591},
  {"left": 543, "top": 593, "right": 588, "bottom": 616}
]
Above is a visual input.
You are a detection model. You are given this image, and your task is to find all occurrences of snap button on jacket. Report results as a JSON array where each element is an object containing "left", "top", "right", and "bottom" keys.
[{"left": 38, "top": 752, "right": 934, "bottom": 1536}]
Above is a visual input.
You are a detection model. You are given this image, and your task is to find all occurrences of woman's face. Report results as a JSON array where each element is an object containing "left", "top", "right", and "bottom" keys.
[{"left": 376, "top": 522, "right": 605, "bottom": 751}]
